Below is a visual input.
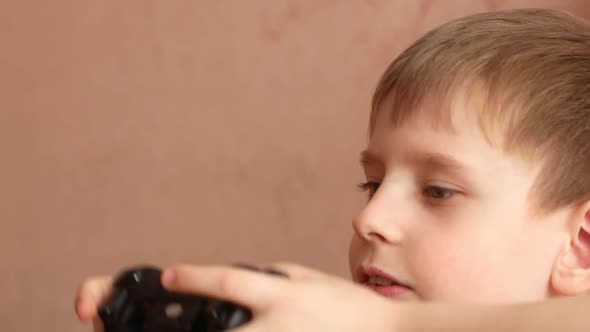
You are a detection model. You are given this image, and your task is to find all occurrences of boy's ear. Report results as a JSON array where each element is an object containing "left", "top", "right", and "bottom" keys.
[{"left": 551, "top": 201, "right": 590, "bottom": 296}]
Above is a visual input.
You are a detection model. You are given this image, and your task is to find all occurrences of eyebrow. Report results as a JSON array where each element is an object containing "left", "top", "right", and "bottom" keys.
[
  {"left": 360, "top": 150, "right": 470, "bottom": 174},
  {"left": 418, "top": 152, "right": 468, "bottom": 172},
  {"left": 359, "top": 150, "right": 380, "bottom": 165}
]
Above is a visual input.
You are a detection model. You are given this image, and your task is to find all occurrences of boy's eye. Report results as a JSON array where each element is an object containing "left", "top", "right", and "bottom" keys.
[
  {"left": 423, "top": 185, "right": 456, "bottom": 200},
  {"left": 357, "top": 181, "right": 380, "bottom": 198}
]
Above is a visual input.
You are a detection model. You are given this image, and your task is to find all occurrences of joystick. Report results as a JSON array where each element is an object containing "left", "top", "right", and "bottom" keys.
[{"left": 97, "top": 264, "right": 287, "bottom": 332}]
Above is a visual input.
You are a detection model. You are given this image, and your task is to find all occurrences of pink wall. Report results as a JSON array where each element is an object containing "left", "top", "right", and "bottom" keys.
[{"left": 3, "top": 1, "right": 589, "bottom": 331}]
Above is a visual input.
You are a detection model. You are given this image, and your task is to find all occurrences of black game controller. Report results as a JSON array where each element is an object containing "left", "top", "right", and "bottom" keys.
[{"left": 97, "top": 264, "right": 287, "bottom": 332}]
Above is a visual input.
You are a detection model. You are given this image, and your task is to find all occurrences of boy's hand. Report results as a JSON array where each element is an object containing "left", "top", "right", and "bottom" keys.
[
  {"left": 161, "top": 262, "right": 404, "bottom": 332},
  {"left": 74, "top": 275, "right": 113, "bottom": 332},
  {"left": 73, "top": 263, "right": 406, "bottom": 332}
]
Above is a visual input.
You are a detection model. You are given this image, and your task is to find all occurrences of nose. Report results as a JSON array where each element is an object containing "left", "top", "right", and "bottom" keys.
[{"left": 352, "top": 187, "right": 405, "bottom": 244}]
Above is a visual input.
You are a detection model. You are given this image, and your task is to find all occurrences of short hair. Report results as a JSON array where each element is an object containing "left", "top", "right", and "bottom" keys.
[{"left": 370, "top": 8, "right": 590, "bottom": 214}]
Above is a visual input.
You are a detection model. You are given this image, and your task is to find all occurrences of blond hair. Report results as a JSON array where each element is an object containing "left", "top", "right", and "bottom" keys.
[{"left": 371, "top": 8, "right": 590, "bottom": 214}]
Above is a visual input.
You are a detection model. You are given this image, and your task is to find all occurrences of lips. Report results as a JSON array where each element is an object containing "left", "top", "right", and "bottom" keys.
[{"left": 357, "top": 266, "right": 413, "bottom": 298}]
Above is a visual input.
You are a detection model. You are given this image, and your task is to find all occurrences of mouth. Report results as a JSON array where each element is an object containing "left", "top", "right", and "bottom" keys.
[{"left": 356, "top": 266, "right": 413, "bottom": 299}]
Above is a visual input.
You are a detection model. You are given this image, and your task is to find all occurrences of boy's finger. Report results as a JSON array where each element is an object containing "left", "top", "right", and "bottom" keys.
[
  {"left": 265, "top": 261, "right": 326, "bottom": 281},
  {"left": 74, "top": 276, "right": 113, "bottom": 321},
  {"left": 162, "top": 264, "right": 289, "bottom": 311}
]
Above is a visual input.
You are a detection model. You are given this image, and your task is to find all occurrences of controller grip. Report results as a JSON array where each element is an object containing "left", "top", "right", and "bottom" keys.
[
  {"left": 203, "top": 300, "right": 252, "bottom": 332},
  {"left": 98, "top": 289, "right": 143, "bottom": 332}
]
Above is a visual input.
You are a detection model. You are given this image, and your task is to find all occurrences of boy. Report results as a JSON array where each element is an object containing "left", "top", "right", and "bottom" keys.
[{"left": 75, "top": 8, "right": 590, "bottom": 331}]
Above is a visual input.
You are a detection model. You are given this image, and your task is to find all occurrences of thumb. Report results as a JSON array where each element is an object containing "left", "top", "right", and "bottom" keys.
[{"left": 75, "top": 276, "right": 113, "bottom": 321}]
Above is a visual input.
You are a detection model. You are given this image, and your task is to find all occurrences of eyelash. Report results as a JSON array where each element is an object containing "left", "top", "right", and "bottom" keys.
[
  {"left": 422, "top": 185, "right": 457, "bottom": 200},
  {"left": 357, "top": 181, "right": 380, "bottom": 197},
  {"left": 357, "top": 181, "right": 457, "bottom": 200}
]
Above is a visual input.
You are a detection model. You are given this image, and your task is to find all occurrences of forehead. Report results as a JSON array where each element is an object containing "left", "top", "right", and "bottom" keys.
[
  {"left": 370, "top": 87, "right": 486, "bottom": 140},
  {"left": 367, "top": 87, "right": 528, "bottom": 172},
  {"left": 370, "top": 99, "right": 482, "bottom": 160},
  {"left": 370, "top": 81, "right": 548, "bottom": 173},
  {"left": 366, "top": 87, "right": 540, "bottom": 186}
]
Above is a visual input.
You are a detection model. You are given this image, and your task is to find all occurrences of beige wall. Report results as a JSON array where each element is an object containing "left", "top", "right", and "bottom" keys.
[{"left": 3, "top": 1, "right": 589, "bottom": 331}]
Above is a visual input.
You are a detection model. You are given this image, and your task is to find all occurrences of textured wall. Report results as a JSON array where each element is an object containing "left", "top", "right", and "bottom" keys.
[{"left": 3, "top": 1, "right": 590, "bottom": 331}]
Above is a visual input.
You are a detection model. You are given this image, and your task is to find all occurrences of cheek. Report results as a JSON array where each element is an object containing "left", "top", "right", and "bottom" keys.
[
  {"left": 407, "top": 221, "right": 558, "bottom": 302},
  {"left": 406, "top": 225, "right": 514, "bottom": 301},
  {"left": 408, "top": 232, "right": 484, "bottom": 296}
]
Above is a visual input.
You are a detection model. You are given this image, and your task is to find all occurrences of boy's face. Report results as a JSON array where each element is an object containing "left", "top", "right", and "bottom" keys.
[{"left": 348, "top": 92, "right": 569, "bottom": 303}]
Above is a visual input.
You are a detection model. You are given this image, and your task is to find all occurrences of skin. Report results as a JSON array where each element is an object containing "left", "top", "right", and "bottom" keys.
[
  {"left": 348, "top": 93, "right": 571, "bottom": 303},
  {"left": 74, "top": 91, "right": 590, "bottom": 330}
]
